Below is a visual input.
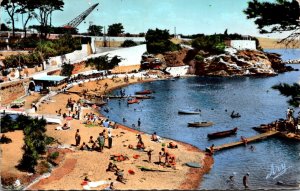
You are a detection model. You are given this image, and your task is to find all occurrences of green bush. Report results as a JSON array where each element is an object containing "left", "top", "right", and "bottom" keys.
[
  {"left": 49, "top": 152, "right": 59, "bottom": 160},
  {"left": 45, "top": 136, "right": 55, "bottom": 145},
  {"left": 121, "top": 40, "right": 137, "bottom": 47},
  {"left": 195, "top": 55, "right": 204, "bottom": 62},
  {"left": 60, "top": 62, "right": 74, "bottom": 77},
  {"left": 192, "top": 35, "right": 226, "bottom": 54},
  {"left": 145, "top": 28, "right": 180, "bottom": 54}
]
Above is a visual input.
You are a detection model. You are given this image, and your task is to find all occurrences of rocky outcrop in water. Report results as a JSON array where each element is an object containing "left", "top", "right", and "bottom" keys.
[{"left": 159, "top": 47, "right": 294, "bottom": 77}]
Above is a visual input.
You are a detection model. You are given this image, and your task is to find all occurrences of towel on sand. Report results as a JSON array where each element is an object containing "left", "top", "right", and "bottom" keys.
[{"left": 82, "top": 180, "right": 111, "bottom": 190}]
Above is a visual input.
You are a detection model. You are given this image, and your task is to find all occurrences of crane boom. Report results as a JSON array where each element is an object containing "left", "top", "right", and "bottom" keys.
[{"left": 62, "top": 3, "right": 99, "bottom": 28}]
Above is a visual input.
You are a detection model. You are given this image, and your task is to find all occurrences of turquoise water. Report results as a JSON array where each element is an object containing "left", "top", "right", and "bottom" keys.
[{"left": 101, "top": 50, "right": 300, "bottom": 190}]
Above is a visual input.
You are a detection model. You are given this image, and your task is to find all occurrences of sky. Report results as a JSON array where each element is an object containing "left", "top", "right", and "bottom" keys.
[{"left": 0, "top": 0, "right": 291, "bottom": 38}]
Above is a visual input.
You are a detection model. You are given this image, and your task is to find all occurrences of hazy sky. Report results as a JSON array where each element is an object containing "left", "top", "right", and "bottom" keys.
[{"left": 0, "top": 0, "right": 289, "bottom": 38}]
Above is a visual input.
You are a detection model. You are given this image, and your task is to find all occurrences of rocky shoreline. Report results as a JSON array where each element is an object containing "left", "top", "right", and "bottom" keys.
[{"left": 152, "top": 47, "right": 296, "bottom": 77}]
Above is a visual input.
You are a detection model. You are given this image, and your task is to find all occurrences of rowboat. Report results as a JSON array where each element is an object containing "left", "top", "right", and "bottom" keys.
[
  {"left": 135, "top": 90, "right": 153, "bottom": 95},
  {"left": 207, "top": 127, "right": 238, "bottom": 139},
  {"left": 188, "top": 121, "right": 214, "bottom": 127},
  {"left": 127, "top": 98, "right": 140, "bottom": 104},
  {"left": 134, "top": 95, "right": 154, "bottom": 99},
  {"left": 178, "top": 109, "right": 201, "bottom": 115}
]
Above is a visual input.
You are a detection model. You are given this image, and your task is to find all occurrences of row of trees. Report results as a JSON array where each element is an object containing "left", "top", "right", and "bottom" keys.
[
  {"left": 87, "top": 23, "right": 138, "bottom": 37},
  {"left": 2, "top": 0, "right": 64, "bottom": 38},
  {"left": 1, "top": 115, "right": 50, "bottom": 172}
]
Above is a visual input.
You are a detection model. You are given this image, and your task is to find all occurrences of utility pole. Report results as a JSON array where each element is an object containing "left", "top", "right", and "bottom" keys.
[
  {"left": 174, "top": 27, "right": 176, "bottom": 39},
  {"left": 103, "top": 26, "right": 107, "bottom": 47}
]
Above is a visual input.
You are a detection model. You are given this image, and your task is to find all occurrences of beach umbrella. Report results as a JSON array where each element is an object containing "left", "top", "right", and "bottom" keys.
[{"left": 66, "top": 116, "right": 73, "bottom": 120}]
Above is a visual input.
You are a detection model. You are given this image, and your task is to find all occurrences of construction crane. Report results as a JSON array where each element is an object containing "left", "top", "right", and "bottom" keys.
[{"left": 62, "top": 3, "right": 99, "bottom": 29}]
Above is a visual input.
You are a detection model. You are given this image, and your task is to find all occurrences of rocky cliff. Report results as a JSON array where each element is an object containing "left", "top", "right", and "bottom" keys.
[{"left": 159, "top": 47, "right": 294, "bottom": 77}]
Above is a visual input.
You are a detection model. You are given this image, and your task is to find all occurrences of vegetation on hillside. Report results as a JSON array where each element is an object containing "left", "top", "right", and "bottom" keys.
[
  {"left": 191, "top": 35, "right": 226, "bottom": 54},
  {"left": 3, "top": 34, "right": 82, "bottom": 69},
  {"left": 86, "top": 54, "right": 123, "bottom": 71},
  {"left": 145, "top": 28, "right": 181, "bottom": 54}
]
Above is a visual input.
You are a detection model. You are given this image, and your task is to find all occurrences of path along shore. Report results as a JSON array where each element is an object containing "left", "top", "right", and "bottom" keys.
[{"left": 1, "top": 72, "right": 213, "bottom": 190}]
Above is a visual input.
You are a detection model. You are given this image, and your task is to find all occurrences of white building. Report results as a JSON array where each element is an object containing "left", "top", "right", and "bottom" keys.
[{"left": 230, "top": 40, "right": 256, "bottom": 50}]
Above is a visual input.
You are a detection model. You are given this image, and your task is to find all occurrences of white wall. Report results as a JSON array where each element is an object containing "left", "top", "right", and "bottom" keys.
[
  {"left": 230, "top": 40, "right": 256, "bottom": 50},
  {"left": 93, "top": 36, "right": 145, "bottom": 42},
  {"left": 47, "top": 44, "right": 89, "bottom": 67},
  {"left": 83, "top": 44, "right": 147, "bottom": 66}
]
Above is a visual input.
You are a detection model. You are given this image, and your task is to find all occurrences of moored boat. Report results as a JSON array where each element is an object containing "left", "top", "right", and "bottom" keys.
[
  {"left": 134, "top": 95, "right": 154, "bottom": 99},
  {"left": 207, "top": 127, "right": 238, "bottom": 139},
  {"left": 188, "top": 121, "right": 214, "bottom": 127},
  {"left": 178, "top": 109, "right": 201, "bottom": 115},
  {"left": 127, "top": 98, "right": 140, "bottom": 104},
  {"left": 135, "top": 90, "right": 153, "bottom": 95}
]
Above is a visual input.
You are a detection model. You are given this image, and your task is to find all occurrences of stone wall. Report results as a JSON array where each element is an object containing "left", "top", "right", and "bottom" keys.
[{"left": 0, "top": 79, "right": 30, "bottom": 106}]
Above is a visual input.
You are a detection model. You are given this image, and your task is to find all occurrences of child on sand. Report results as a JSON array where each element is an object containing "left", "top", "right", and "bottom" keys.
[{"left": 147, "top": 149, "right": 153, "bottom": 163}]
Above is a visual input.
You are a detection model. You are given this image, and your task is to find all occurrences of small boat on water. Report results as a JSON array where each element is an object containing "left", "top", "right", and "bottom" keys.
[
  {"left": 188, "top": 121, "right": 214, "bottom": 127},
  {"left": 135, "top": 90, "right": 153, "bottom": 95},
  {"left": 127, "top": 98, "right": 140, "bottom": 104},
  {"left": 207, "top": 127, "right": 238, "bottom": 139},
  {"left": 134, "top": 95, "right": 154, "bottom": 99},
  {"left": 178, "top": 109, "right": 201, "bottom": 115}
]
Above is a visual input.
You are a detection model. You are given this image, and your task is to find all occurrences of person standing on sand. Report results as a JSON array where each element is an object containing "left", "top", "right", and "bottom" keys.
[
  {"left": 108, "top": 130, "right": 113, "bottom": 149},
  {"left": 147, "top": 149, "right": 153, "bottom": 163},
  {"left": 243, "top": 173, "right": 249, "bottom": 189},
  {"left": 98, "top": 133, "right": 105, "bottom": 152},
  {"left": 75, "top": 129, "right": 81, "bottom": 146}
]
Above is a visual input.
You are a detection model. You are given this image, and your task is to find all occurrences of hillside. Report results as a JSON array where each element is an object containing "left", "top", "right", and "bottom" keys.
[{"left": 257, "top": 37, "right": 300, "bottom": 49}]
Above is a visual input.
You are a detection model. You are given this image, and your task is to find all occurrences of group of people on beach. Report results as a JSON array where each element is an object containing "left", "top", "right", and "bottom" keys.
[{"left": 75, "top": 127, "right": 114, "bottom": 152}]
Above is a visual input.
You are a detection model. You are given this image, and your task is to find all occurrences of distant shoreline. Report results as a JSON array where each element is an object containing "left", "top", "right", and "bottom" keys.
[{"left": 258, "top": 37, "right": 300, "bottom": 49}]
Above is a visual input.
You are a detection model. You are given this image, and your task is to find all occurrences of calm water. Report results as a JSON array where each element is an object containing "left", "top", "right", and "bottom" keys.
[{"left": 101, "top": 50, "right": 300, "bottom": 190}]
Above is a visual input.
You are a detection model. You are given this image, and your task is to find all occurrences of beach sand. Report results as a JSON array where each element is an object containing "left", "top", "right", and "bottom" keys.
[{"left": 1, "top": 68, "right": 213, "bottom": 190}]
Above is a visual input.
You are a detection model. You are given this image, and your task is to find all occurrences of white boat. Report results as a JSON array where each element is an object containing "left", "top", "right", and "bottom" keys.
[{"left": 178, "top": 109, "right": 201, "bottom": 115}]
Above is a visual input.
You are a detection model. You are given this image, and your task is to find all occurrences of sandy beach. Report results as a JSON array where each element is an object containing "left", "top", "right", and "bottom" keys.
[{"left": 1, "top": 67, "right": 213, "bottom": 190}]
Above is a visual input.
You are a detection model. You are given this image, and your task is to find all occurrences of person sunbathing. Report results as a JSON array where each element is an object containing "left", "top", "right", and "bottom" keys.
[
  {"left": 116, "top": 170, "right": 126, "bottom": 184},
  {"left": 106, "top": 162, "right": 120, "bottom": 172},
  {"left": 168, "top": 154, "right": 176, "bottom": 168},
  {"left": 151, "top": 132, "right": 158, "bottom": 142},
  {"left": 168, "top": 142, "right": 178, "bottom": 149},
  {"left": 91, "top": 142, "right": 99, "bottom": 151},
  {"left": 62, "top": 123, "right": 70, "bottom": 130},
  {"left": 80, "top": 142, "right": 90, "bottom": 151},
  {"left": 136, "top": 140, "right": 145, "bottom": 150}
]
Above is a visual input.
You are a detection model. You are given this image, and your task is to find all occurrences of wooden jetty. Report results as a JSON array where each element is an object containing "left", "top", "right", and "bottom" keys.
[
  {"left": 207, "top": 131, "right": 279, "bottom": 152},
  {"left": 66, "top": 91, "right": 154, "bottom": 99}
]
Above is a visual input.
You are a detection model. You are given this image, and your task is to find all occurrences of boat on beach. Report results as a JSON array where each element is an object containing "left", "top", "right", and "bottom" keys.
[
  {"left": 188, "top": 121, "right": 214, "bottom": 127},
  {"left": 207, "top": 127, "right": 238, "bottom": 139},
  {"left": 135, "top": 90, "right": 153, "bottom": 95},
  {"left": 178, "top": 109, "right": 201, "bottom": 115}
]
